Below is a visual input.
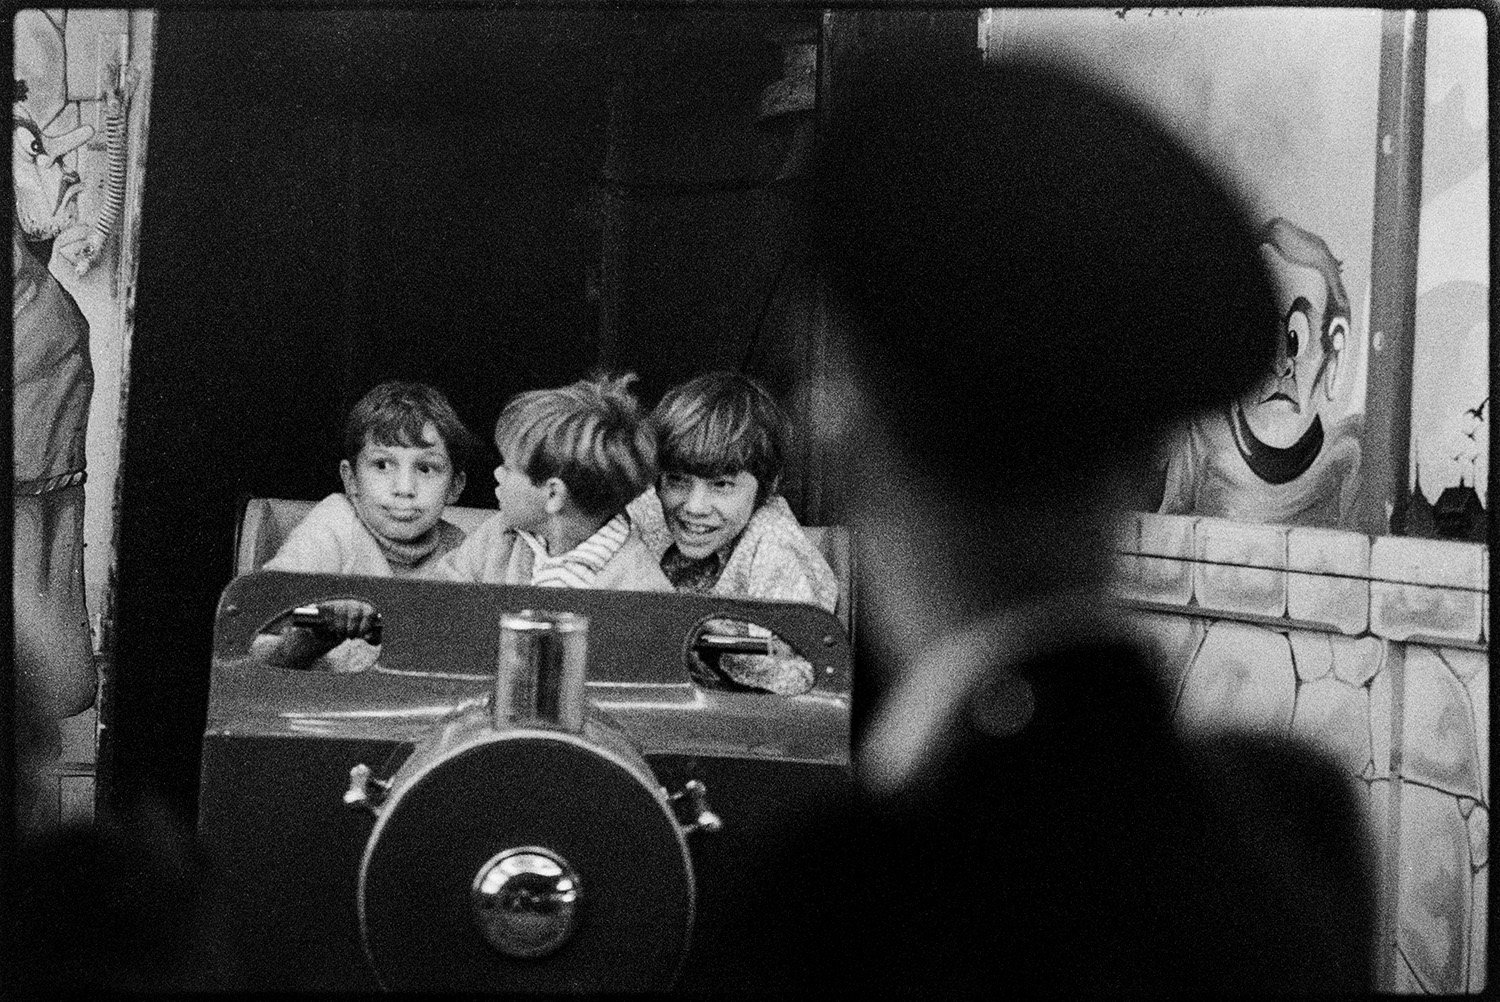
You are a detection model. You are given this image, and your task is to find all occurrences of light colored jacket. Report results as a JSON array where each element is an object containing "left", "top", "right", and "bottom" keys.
[{"left": 628, "top": 489, "right": 837, "bottom": 612}]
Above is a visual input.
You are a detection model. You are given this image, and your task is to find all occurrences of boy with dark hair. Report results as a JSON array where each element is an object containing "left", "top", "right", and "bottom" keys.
[
  {"left": 257, "top": 380, "right": 476, "bottom": 670},
  {"left": 266, "top": 380, "right": 475, "bottom": 577},
  {"left": 437, "top": 373, "right": 671, "bottom": 591},
  {"left": 629, "top": 371, "right": 837, "bottom": 693}
]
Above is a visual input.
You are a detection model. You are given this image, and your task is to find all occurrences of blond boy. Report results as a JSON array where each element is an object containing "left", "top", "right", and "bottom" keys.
[{"left": 437, "top": 374, "right": 671, "bottom": 591}]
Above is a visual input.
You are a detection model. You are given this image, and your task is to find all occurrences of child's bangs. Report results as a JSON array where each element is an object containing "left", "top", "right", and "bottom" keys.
[
  {"left": 493, "top": 416, "right": 542, "bottom": 471},
  {"left": 368, "top": 410, "right": 441, "bottom": 452},
  {"left": 662, "top": 411, "right": 758, "bottom": 479}
]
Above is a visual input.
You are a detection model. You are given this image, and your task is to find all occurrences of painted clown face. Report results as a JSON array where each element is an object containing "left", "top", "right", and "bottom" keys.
[
  {"left": 13, "top": 114, "right": 92, "bottom": 241},
  {"left": 1236, "top": 244, "right": 1347, "bottom": 451}
]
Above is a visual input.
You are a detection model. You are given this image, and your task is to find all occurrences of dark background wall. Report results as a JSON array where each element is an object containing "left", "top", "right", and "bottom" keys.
[{"left": 101, "top": 8, "right": 835, "bottom": 814}]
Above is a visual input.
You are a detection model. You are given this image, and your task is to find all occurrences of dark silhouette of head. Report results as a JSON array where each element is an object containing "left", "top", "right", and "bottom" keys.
[{"left": 808, "top": 58, "right": 1278, "bottom": 515}]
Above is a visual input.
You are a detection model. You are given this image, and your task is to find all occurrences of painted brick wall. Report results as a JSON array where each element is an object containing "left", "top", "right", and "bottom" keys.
[{"left": 1115, "top": 510, "right": 1488, "bottom": 994}]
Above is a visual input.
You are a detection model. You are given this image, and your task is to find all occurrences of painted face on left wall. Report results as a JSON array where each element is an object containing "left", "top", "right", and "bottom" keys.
[{"left": 13, "top": 114, "right": 93, "bottom": 241}]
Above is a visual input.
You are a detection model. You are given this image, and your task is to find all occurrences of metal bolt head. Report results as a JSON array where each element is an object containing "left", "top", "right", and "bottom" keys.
[{"left": 470, "top": 847, "right": 581, "bottom": 959}]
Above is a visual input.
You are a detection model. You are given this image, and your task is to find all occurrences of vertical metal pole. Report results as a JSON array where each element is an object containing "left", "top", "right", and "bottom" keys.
[{"left": 1357, "top": 10, "right": 1427, "bottom": 536}]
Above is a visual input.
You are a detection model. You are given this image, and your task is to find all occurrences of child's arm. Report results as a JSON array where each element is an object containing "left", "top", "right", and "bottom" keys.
[
  {"left": 252, "top": 600, "right": 381, "bottom": 670},
  {"left": 426, "top": 513, "right": 520, "bottom": 583},
  {"left": 702, "top": 624, "right": 816, "bottom": 696}
]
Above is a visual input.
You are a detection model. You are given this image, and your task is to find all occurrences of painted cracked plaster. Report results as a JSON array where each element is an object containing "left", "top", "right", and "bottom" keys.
[
  {"left": 1402, "top": 646, "right": 1484, "bottom": 801},
  {"left": 1174, "top": 620, "right": 1295, "bottom": 738},
  {"left": 1397, "top": 782, "right": 1475, "bottom": 994},
  {"left": 1290, "top": 675, "right": 1372, "bottom": 778},
  {"left": 1456, "top": 651, "right": 1489, "bottom": 802},
  {"left": 1331, "top": 634, "right": 1384, "bottom": 687},
  {"left": 1125, "top": 611, "right": 1204, "bottom": 707},
  {"left": 1289, "top": 630, "right": 1334, "bottom": 681}
]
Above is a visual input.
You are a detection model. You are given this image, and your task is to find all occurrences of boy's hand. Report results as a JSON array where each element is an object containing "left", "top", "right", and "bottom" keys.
[
  {"left": 292, "top": 600, "right": 383, "bottom": 644},
  {"left": 262, "top": 600, "right": 381, "bottom": 669}
]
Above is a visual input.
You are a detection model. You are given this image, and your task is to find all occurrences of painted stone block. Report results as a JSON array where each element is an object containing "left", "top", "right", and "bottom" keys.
[
  {"left": 1192, "top": 518, "right": 1286, "bottom": 621},
  {"left": 63, "top": 8, "right": 128, "bottom": 101},
  {"left": 1174, "top": 620, "right": 1295, "bottom": 738},
  {"left": 1402, "top": 647, "right": 1483, "bottom": 801},
  {"left": 1396, "top": 783, "right": 1472, "bottom": 995},
  {"left": 1286, "top": 526, "right": 1370, "bottom": 634},
  {"left": 1330, "top": 634, "right": 1384, "bottom": 687},
  {"left": 1113, "top": 511, "right": 1194, "bottom": 606},
  {"left": 1288, "top": 630, "right": 1332, "bottom": 681},
  {"left": 1370, "top": 536, "right": 1484, "bottom": 644},
  {"left": 1124, "top": 611, "right": 1202, "bottom": 706},
  {"left": 1289, "top": 676, "right": 1371, "bottom": 778}
]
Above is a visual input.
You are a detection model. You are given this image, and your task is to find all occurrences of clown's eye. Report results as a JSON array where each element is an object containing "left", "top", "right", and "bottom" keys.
[
  {"left": 30, "top": 138, "right": 44, "bottom": 156},
  {"left": 1286, "top": 311, "right": 1310, "bottom": 358}
]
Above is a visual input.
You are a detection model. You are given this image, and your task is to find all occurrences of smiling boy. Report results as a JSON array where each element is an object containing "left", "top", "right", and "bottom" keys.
[{"left": 628, "top": 372, "right": 837, "bottom": 693}]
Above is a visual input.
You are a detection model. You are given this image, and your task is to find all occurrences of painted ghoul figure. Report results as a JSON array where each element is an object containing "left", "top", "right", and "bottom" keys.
[{"left": 1158, "top": 218, "right": 1361, "bottom": 527}]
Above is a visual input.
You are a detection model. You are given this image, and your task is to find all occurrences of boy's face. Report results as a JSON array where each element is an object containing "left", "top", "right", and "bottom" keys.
[
  {"left": 658, "top": 470, "right": 759, "bottom": 560},
  {"left": 340, "top": 422, "right": 464, "bottom": 543},
  {"left": 493, "top": 456, "right": 551, "bottom": 534}
]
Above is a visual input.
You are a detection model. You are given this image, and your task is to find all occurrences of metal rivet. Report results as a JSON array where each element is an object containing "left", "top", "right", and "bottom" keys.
[{"left": 824, "top": 666, "right": 835, "bottom": 675}]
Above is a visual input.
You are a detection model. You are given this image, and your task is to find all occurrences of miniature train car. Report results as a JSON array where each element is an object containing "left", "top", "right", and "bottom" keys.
[{"left": 197, "top": 565, "right": 852, "bottom": 991}]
